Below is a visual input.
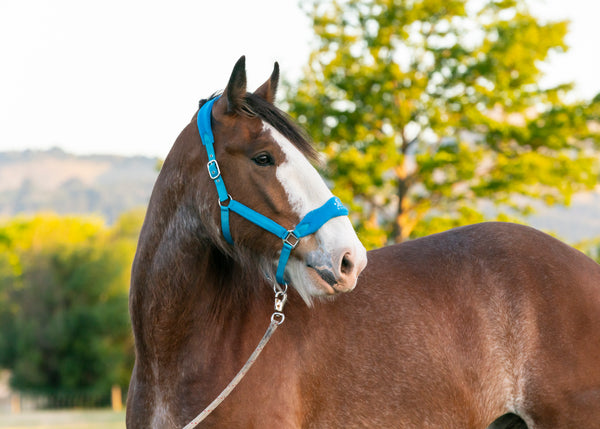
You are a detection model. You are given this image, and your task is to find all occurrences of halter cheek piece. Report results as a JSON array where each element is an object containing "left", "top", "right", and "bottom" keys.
[{"left": 197, "top": 96, "right": 349, "bottom": 286}]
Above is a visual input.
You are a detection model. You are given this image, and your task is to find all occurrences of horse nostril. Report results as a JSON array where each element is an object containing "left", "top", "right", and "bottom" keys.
[{"left": 340, "top": 252, "right": 354, "bottom": 275}]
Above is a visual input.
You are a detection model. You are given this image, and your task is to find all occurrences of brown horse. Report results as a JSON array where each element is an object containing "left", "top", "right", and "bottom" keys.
[{"left": 127, "top": 57, "right": 600, "bottom": 428}]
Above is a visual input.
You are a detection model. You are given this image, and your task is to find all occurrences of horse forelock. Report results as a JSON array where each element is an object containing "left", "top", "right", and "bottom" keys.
[{"left": 243, "top": 94, "right": 318, "bottom": 162}]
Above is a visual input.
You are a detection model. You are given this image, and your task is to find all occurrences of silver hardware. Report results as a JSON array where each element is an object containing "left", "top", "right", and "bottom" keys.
[
  {"left": 274, "top": 290, "right": 287, "bottom": 312},
  {"left": 283, "top": 230, "right": 299, "bottom": 249},
  {"left": 271, "top": 312, "right": 285, "bottom": 325},
  {"left": 273, "top": 281, "right": 288, "bottom": 295},
  {"left": 207, "top": 159, "right": 221, "bottom": 179},
  {"left": 217, "top": 194, "right": 233, "bottom": 208},
  {"left": 271, "top": 285, "right": 287, "bottom": 325}
]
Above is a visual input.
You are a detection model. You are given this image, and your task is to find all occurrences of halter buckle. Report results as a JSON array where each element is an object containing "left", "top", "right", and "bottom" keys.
[
  {"left": 283, "top": 231, "right": 299, "bottom": 249},
  {"left": 207, "top": 159, "right": 221, "bottom": 180}
]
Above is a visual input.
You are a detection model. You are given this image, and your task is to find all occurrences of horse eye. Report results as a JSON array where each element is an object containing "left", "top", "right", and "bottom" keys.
[{"left": 253, "top": 153, "right": 274, "bottom": 166}]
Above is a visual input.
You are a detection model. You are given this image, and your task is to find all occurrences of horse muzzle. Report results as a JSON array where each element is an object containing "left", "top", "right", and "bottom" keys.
[{"left": 306, "top": 245, "right": 367, "bottom": 294}]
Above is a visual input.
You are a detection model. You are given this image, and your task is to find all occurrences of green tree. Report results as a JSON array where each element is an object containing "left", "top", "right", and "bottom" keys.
[
  {"left": 0, "top": 211, "right": 142, "bottom": 398},
  {"left": 286, "top": 0, "right": 600, "bottom": 248},
  {"left": 575, "top": 236, "right": 600, "bottom": 265}
]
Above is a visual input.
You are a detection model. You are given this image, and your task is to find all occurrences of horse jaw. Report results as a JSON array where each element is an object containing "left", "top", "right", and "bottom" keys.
[{"left": 264, "top": 122, "right": 368, "bottom": 304}]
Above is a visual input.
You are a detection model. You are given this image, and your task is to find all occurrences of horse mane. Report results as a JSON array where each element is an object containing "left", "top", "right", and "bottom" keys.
[{"left": 199, "top": 93, "right": 318, "bottom": 162}]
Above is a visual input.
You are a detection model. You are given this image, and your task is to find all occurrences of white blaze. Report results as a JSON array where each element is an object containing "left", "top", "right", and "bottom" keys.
[{"left": 264, "top": 122, "right": 366, "bottom": 303}]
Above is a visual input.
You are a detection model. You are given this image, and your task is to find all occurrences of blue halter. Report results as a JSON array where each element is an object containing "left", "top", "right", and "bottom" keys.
[{"left": 197, "top": 96, "right": 349, "bottom": 285}]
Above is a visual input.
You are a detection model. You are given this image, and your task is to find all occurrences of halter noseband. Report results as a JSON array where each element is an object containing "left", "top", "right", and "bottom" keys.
[{"left": 197, "top": 96, "right": 349, "bottom": 286}]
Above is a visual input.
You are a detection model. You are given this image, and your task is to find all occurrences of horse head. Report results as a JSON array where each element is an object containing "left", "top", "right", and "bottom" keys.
[{"left": 193, "top": 56, "right": 367, "bottom": 303}]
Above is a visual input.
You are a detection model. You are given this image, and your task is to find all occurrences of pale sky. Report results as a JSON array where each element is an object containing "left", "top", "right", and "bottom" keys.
[{"left": 1, "top": 0, "right": 598, "bottom": 158}]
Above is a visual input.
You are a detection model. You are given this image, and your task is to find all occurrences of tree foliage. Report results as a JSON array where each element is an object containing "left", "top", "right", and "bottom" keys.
[
  {"left": 0, "top": 210, "right": 143, "bottom": 396},
  {"left": 286, "top": 0, "right": 600, "bottom": 248},
  {"left": 575, "top": 236, "right": 600, "bottom": 265}
]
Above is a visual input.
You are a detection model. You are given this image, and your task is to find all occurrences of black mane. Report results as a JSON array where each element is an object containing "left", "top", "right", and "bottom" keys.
[{"left": 199, "top": 93, "right": 317, "bottom": 161}]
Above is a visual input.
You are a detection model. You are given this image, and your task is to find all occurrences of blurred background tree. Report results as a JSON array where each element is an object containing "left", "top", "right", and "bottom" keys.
[
  {"left": 286, "top": 0, "right": 600, "bottom": 248},
  {"left": 0, "top": 210, "right": 143, "bottom": 400},
  {"left": 2, "top": 0, "right": 600, "bottom": 408}
]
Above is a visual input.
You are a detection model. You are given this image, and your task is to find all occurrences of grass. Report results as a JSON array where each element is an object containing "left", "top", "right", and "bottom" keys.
[{"left": 0, "top": 409, "right": 125, "bottom": 429}]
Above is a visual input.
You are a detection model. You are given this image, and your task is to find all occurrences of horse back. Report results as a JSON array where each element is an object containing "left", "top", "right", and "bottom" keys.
[{"left": 327, "top": 222, "right": 600, "bottom": 426}]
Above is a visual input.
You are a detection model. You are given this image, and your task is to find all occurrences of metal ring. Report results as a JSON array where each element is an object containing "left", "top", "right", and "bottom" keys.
[
  {"left": 271, "top": 312, "right": 285, "bottom": 325},
  {"left": 218, "top": 194, "right": 233, "bottom": 208},
  {"left": 273, "top": 282, "right": 288, "bottom": 294}
]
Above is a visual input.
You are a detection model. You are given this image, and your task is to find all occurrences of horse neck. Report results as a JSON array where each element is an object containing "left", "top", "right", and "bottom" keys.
[{"left": 130, "top": 160, "right": 271, "bottom": 363}]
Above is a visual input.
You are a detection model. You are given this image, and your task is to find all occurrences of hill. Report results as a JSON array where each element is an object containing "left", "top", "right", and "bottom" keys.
[
  {"left": 0, "top": 147, "right": 598, "bottom": 243},
  {"left": 0, "top": 148, "right": 159, "bottom": 223},
  {"left": 530, "top": 191, "right": 600, "bottom": 243}
]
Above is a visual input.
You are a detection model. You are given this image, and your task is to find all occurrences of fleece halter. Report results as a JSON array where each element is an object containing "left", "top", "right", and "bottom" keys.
[{"left": 197, "top": 96, "right": 349, "bottom": 286}]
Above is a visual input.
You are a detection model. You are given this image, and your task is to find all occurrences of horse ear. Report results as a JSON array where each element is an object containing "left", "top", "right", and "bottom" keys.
[
  {"left": 254, "top": 62, "right": 279, "bottom": 103},
  {"left": 223, "top": 56, "right": 247, "bottom": 113}
]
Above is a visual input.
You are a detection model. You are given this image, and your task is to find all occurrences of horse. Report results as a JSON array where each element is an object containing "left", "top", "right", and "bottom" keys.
[{"left": 126, "top": 56, "right": 600, "bottom": 428}]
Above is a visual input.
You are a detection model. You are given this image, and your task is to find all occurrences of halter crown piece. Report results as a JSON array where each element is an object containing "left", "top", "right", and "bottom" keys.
[{"left": 197, "top": 96, "right": 349, "bottom": 286}]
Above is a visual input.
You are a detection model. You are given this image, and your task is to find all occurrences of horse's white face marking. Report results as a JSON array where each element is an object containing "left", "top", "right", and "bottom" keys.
[{"left": 264, "top": 122, "right": 367, "bottom": 304}]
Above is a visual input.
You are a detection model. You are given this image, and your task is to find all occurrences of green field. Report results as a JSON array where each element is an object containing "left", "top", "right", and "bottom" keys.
[{"left": 0, "top": 409, "right": 125, "bottom": 429}]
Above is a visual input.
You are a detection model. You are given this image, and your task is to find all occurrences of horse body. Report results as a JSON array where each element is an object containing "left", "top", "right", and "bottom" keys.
[
  {"left": 127, "top": 58, "right": 600, "bottom": 428},
  {"left": 311, "top": 222, "right": 600, "bottom": 428},
  {"left": 189, "top": 223, "right": 599, "bottom": 428}
]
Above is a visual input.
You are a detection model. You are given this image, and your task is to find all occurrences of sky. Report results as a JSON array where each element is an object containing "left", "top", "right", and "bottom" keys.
[{"left": 0, "top": 0, "right": 598, "bottom": 158}]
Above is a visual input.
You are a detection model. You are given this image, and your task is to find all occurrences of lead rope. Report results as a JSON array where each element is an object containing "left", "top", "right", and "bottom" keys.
[{"left": 181, "top": 286, "right": 288, "bottom": 429}]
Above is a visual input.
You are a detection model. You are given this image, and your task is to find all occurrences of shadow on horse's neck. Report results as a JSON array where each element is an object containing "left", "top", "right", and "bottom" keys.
[{"left": 130, "top": 162, "right": 273, "bottom": 358}]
